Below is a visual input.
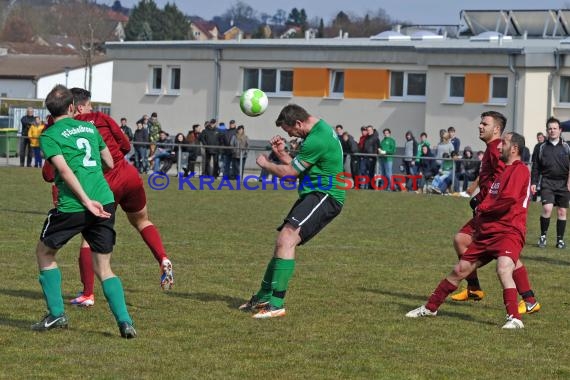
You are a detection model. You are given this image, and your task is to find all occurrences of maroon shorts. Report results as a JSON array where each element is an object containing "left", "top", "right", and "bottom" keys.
[
  {"left": 462, "top": 234, "right": 522, "bottom": 265},
  {"left": 105, "top": 160, "right": 147, "bottom": 213},
  {"left": 458, "top": 218, "right": 476, "bottom": 236}
]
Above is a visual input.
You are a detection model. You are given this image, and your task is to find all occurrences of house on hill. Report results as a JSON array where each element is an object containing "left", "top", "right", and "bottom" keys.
[{"left": 190, "top": 20, "right": 220, "bottom": 40}]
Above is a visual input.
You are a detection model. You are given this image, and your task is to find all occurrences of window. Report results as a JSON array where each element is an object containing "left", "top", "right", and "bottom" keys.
[
  {"left": 390, "top": 71, "right": 426, "bottom": 100},
  {"left": 561, "top": 76, "right": 570, "bottom": 103},
  {"left": 447, "top": 75, "right": 465, "bottom": 102},
  {"left": 148, "top": 66, "right": 162, "bottom": 94},
  {"left": 168, "top": 66, "right": 181, "bottom": 94},
  {"left": 329, "top": 70, "right": 344, "bottom": 97},
  {"left": 242, "top": 68, "right": 293, "bottom": 95},
  {"left": 490, "top": 75, "right": 508, "bottom": 103}
]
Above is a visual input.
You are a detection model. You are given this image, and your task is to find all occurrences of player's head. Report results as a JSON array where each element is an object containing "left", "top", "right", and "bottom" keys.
[
  {"left": 70, "top": 87, "right": 92, "bottom": 115},
  {"left": 275, "top": 104, "right": 310, "bottom": 137},
  {"left": 45, "top": 85, "right": 73, "bottom": 118},
  {"left": 545, "top": 116, "right": 561, "bottom": 141},
  {"left": 479, "top": 111, "right": 507, "bottom": 143},
  {"left": 500, "top": 132, "right": 525, "bottom": 163}
]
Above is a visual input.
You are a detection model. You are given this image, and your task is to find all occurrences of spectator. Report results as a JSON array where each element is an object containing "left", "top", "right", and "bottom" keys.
[
  {"left": 403, "top": 131, "right": 418, "bottom": 191},
  {"left": 429, "top": 152, "right": 453, "bottom": 194},
  {"left": 28, "top": 116, "right": 45, "bottom": 168},
  {"left": 133, "top": 121, "right": 149, "bottom": 173},
  {"left": 416, "top": 132, "right": 430, "bottom": 164},
  {"left": 341, "top": 131, "right": 360, "bottom": 179},
  {"left": 185, "top": 124, "right": 202, "bottom": 176},
  {"left": 336, "top": 125, "right": 348, "bottom": 165},
  {"left": 148, "top": 112, "right": 161, "bottom": 156},
  {"left": 200, "top": 122, "right": 220, "bottom": 177},
  {"left": 454, "top": 146, "right": 480, "bottom": 193},
  {"left": 232, "top": 125, "right": 249, "bottom": 177},
  {"left": 120, "top": 117, "right": 134, "bottom": 163},
  {"left": 357, "top": 126, "right": 368, "bottom": 185},
  {"left": 435, "top": 131, "right": 454, "bottom": 168},
  {"left": 531, "top": 132, "right": 546, "bottom": 201},
  {"left": 378, "top": 128, "right": 396, "bottom": 190},
  {"left": 418, "top": 145, "right": 437, "bottom": 193},
  {"left": 362, "top": 125, "right": 380, "bottom": 189},
  {"left": 448, "top": 126, "right": 461, "bottom": 153},
  {"left": 171, "top": 133, "right": 188, "bottom": 175},
  {"left": 222, "top": 120, "right": 238, "bottom": 179},
  {"left": 149, "top": 131, "right": 172, "bottom": 172},
  {"left": 20, "top": 107, "right": 35, "bottom": 167}
]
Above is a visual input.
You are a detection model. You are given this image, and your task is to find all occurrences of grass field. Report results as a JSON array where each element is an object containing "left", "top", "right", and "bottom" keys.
[{"left": 1, "top": 167, "right": 570, "bottom": 379}]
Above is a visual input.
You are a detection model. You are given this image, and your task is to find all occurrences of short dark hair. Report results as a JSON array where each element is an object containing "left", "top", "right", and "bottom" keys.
[
  {"left": 447, "top": 126, "right": 455, "bottom": 133},
  {"left": 509, "top": 132, "right": 526, "bottom": 156},
  {"left": 70, "top": 87, "right": 91, "bottom": 106},
  {"left": 383, "top": 128, "right": 391, "bottom": 134},
  {"left": 45, "top": 85, "right": 73, "bottom": 117},
  {"left": 151, "top": 112, "right": 158, "bottom": 117},
  {"left": 481, "top": 111, "right": 507, "bottom": 133},
  {"left": 537, "top": 132, "right": 545, "bottom": 137},
  {"left": 336, "top": 124, "right": 343, "bottom": 129},
  {"left": 120, "top": 117, "right": 127, "bottom": 122},
  {"left": 420, "top": 132, "right": 428, "bottom": 138},
  {"left": 546, "top": 116, "right": 561, "bottom": 129},
  {"left": 275, "top": 104, "right": 310, "bottom": 127}
]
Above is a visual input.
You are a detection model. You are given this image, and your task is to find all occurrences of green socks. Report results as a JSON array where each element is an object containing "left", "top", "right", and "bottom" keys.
[
  {"left": 270, "top": 258, "right": 296, "bottom": 308},
  {"left": 255, "top": 257, "right": 277, "bottom": 301},
  {"left": 39, "top": 267, "right": 64, "bottom": 317},
  {"left": 102, "top": 277, "right": 132, "bottom": 325}
]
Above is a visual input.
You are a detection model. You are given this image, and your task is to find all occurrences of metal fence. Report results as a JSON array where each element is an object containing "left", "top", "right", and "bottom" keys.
[{"left": 1, "top": 136, "right": 489, "bottom": 193}]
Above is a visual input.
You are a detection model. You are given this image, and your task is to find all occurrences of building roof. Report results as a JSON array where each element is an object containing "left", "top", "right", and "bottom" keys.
[{"left": 0, "top": 53, "right": 110, "bottom": 80}]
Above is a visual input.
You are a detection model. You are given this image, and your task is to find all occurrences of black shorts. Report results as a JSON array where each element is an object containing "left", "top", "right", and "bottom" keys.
[
  {"left": 277, "top": 192, "right": 343, "bottom": 245},
  {"left": 40, "top": 203, "right": 116, "bottom": 253},
  {"left": 541, "top": 178, "right": 570, "bottom": 208}
]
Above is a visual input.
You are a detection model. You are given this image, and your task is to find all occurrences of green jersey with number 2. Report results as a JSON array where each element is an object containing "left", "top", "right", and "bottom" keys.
[{"left": 40, "top": 117, "right": 114, "bottom": 213}]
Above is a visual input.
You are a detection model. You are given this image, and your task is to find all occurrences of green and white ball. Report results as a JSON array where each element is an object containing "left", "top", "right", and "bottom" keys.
[{"left": 240, "top": 88, "right": 269, "bottom": 117}]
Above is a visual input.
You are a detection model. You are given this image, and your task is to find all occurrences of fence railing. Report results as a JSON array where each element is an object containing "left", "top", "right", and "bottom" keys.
[{"left": 2, "top": 135, "right": 512, "bottom": 193}]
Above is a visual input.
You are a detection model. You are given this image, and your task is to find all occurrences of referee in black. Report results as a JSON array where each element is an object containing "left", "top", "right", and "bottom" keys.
[{"left": 531, "top": 117, "right": 570, "bottom": 249}]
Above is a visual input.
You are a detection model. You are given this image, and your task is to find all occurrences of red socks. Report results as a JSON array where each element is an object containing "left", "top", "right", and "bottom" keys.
[
  {"left": 140, "top": 225, "right": 168, "bottom": 264},
  {"left": 426, "top": 279, "right": 458, "bottom": 312},
  {"left": 503, "top": 288, "right": 519, "bottom": 319},
  {"left": 78, "top": 247, "right": 95, "bottom": 297},
  {"left": 512, "top": 266, "right": 536, "bottom": 304}
]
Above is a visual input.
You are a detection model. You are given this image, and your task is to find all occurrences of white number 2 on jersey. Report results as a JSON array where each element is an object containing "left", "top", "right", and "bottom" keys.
[{"left": 76, "top": 138, "right": 97, "bottom": 167}]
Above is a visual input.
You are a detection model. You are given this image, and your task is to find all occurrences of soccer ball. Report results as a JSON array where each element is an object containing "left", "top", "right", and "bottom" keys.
[{"left": 240, "top": 88, "right": 268, "bottom": 117}]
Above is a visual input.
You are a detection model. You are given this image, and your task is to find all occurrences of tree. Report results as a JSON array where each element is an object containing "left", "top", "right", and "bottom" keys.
[
  {"left": 125, "top": 0, "right": 163, "bottom": 41},
  {"left": 317, "top": 18, "right": 324, "bottom": 38},
  {"left": 1, "top": 13, "right": 33, "bottom": 42},
  {"left": 161, "top": 3, "right": 189, "bottom": 40},
  {"left": 271, "top": 9, "right": 287, "bottom": 25}
]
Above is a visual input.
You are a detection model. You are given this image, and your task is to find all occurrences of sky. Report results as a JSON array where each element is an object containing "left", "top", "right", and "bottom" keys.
[{"left": 103, "top": 0, "right": 570, "bottom": 24}]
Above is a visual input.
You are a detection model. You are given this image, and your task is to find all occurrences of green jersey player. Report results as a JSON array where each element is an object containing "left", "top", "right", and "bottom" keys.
[
  {"left": 240, "top": 104, "right": 345, "bottom": 318},
  {"left": 32, "top": 85, "right": 136, "bottom": 338}
]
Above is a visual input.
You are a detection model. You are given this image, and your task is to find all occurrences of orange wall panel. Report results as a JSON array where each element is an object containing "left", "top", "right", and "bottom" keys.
[
  {"left": 293, "top": 68, "right": 329, "bottom": 97},
  {"left": 345, "top": 69, "right": 389, "bottom": 99},
  {"left": 464, "top": 73, "right": 490, "bottom": 103}
]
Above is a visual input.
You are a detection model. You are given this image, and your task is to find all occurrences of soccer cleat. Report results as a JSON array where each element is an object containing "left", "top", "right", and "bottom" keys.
[
  {"left": 160, "top": 259, "right": 174, "bottom": 290},
  {"left": 70, "top": 293, "right": 95, "bottom": 307},
  {"left": 252, "top": 304, "right": 286, "bottom": 319},
  {"left": 502, "top": 315, "right": 524, "bottom": 329},
  {"left": 450, "top": 288, "right": 485, "bottom": 301},
  {"left": 31, "top": 313, "right": 69, "bottom": 331},
  {"left": 405, "top": 305, "right": 437, "bottom": 318},
  {"left": 538, "top": 235, "right": 547, "bottom": 248},
  {"left": 556, "top": 240, "right": 566, "bottom": 249},
  {"left": 238, "top": 294, "right": 269, "bottom": 312},
  {"left": 518, "top": 300, "right": 541, "bottom": 315},
  {"left": 119, "top": 321, "right": 137, "bottom": 339}
]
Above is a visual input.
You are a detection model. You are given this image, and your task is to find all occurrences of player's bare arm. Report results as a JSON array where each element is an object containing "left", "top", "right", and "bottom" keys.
[
  {"left": 100, "top": 147, "right": 114, "bottom": 171},
  {"left": 270, "top": 135, "right": 292, "bottom": 164}
]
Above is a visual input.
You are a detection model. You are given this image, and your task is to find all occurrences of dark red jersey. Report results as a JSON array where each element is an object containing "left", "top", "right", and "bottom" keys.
[
  {"left": 74, "top": 112, "right": 130, "bottom": 166},
  {"left": 476, "top": 160, "right": 531, "bottom": 241},
  {"left": 475, "top": 138, "right": 506, "bottom": 204}
]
